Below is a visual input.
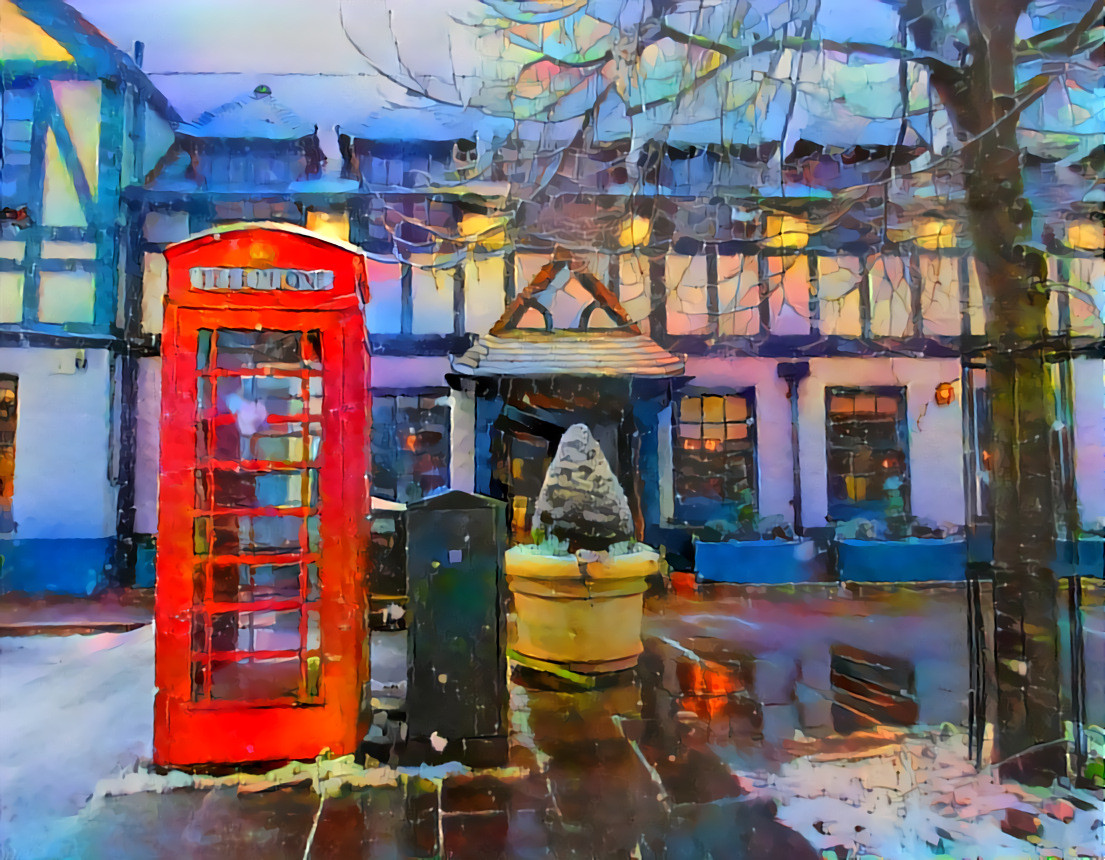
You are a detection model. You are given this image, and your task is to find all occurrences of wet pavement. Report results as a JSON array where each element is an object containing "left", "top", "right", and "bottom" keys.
[
  {"left": 1, "top": 580, "right": 1102, "bottom": 859},
  {"left": 0, "top": 589, "right": 153, "bottom": 636},
  {"left": 38, "top": 663, "right": 821, "bottom": 860}
]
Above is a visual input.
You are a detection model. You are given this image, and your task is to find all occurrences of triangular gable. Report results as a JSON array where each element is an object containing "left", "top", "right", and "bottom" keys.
[
  {"left": 0, "top": 0, "right": 74, "bottom": 62},
  {"left": 490, "top": 252, "right": 641, "bottom": 336},
  {"left": 8, "top": 0, "right": 179, "bottom": 123},
  {"left": 9, "top": 0, "right": 125, "bottom": 75}
]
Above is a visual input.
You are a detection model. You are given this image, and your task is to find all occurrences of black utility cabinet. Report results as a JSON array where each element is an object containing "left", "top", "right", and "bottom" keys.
[{"left": 404, "top": 491, "right": 507, "bottom": 758}]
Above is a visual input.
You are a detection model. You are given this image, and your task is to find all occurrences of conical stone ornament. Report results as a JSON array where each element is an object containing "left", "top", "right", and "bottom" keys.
[{"left": 533, "top": 423, "right": 634, "bottom": 550}]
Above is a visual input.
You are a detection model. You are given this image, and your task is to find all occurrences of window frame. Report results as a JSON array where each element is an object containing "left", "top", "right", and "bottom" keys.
[
  {"left": 370, "top": 387, "right": 451, "bottom": 504},
  {"left": 824, "top": 385, "right": 910, "bottom": 522},
  {"left": 671, "top": 387, "right": 757, "bottom": 526}
]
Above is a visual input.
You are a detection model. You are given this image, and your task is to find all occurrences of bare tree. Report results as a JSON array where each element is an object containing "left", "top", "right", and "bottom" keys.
[
  {"left": 906, "top": 0, "right": 1103, "bottom": 781},
  {"left": 342, "top": 0, "right": 1104, "bottom": 779}
]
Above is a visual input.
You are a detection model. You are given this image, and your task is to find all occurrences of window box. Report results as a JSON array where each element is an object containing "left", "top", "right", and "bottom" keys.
[
  {"left": 1056, "top": 535, "right": 1105, "bottom": 578},
  {"left": 693, "top": 537, "right": 817, "bottom": 585},
  {"left": 834, "top": 536, "right": 968, "bottom": 583},
  {"left": 966, "top": 526, "right": 1104, "bottom": 578}
]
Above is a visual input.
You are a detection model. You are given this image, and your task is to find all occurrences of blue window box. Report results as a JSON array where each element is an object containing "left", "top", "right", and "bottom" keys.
[
  {"left": 695, "top": 538, "right": 817, "bottom": 585},
  {"left": 1056, "top": 536, "right": 1105, "bottom": 579},
  {"left": 835, "top": 537, "right": 968, "bottom": 583},
  {"left": 967, "top": 527, "right": 1104, "bottom": 578}
]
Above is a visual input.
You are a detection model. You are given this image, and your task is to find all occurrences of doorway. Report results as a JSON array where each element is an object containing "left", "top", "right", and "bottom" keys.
[{"left": 489, "top": 379, "right": 632, "bottom": 544}]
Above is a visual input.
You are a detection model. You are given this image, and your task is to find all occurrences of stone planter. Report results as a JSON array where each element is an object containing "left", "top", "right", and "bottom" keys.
[
  {"left": 694, "top": 538, "right": 817, "bottom": 584},
  {"left": 835, "top": 537, "right": 968, "bottom": 583},
  {"left": 505, "top": 546, "right": 658, "bottom": 674}
]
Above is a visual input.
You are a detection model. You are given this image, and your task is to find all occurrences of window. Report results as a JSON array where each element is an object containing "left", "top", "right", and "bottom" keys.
[
  {"left": 453, "top": 138, "right": 477, "bottom": 169},
  {"left": 211, "top": 200, "right": 298, "bottom": 223},
  {"left": 371, "top": 392, "right": 450, "bottom": 503},
  {"left": 1, "top": 86, "right": 34, "bottom": 209},
  {"left": 0, "top": 375, "right": 14, "bottom": 534},
  {"left": 673, "top": 391, "right": 755, "bottom": 524},
  {"left": 0, "top": 272, "right": 23, "bottom": 323},
  {"left": 826, "top": 387, "right": 909, "bottom": 520},
  {"left": 38, "top": 271, "right": 95, "bottom": 324}
]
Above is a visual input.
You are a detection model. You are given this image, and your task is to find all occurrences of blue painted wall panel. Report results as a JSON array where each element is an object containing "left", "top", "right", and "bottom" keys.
[{"left": 0, "top": 538, "right": 114, "bottom": 595}]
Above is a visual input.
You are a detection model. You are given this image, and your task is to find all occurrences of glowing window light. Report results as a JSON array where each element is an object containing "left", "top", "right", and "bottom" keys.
[
  {"left": 618, "top": 215, "right": 653, "bottom": 248},
  {"left": 1067, "top": 219, "right": 1104, "bottom": 252},
  {"left": 305, "top": 210, "right": 350, "bottom": 243},
  {"left": 762, "top": 215, "right": 810, "bottom": 249},
  {"left": 459, "top": 213, "right": 508, "bottom": 250}
]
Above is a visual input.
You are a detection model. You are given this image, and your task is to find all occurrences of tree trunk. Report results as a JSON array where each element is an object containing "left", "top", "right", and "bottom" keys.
[{"left": 963, "top": 81, "right": 1064, "bottom": 783}]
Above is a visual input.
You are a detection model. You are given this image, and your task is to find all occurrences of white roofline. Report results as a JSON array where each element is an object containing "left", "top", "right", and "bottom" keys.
[{"left": 165, "top": 221, "right": 366, "bottom": 257}]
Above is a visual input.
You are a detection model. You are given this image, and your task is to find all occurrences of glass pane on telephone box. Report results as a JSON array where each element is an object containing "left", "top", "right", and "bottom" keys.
[{"left": 192, "top": 328, "right": 324, "bottom": 705}]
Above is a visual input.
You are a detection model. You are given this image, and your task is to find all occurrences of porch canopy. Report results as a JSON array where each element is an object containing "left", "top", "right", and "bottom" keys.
[
  {"left": 452, "top": 253, "right": 684, "bottom": 379},
  {"left": 451, "top": 330, "right": 684, "bottom": 378}
]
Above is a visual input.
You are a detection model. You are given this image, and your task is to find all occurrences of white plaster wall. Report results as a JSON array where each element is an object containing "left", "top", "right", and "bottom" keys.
[
  {"left": 681, "top": 356, "right": 795, "bottom": 522},
  {"left": 0, "top": 347, "right": 116, "bottom": 539},
  {"left": 1073, "top": 357, "right": 1105, "bottom": 527},
  {"left": 464, "top": 256, "right": 506, "bottom": 336},
  {"left": 799, "top": 357, "right": 965, "bottom": 528},
  {"left": 449, "top": 388, "right": 476, "bottom": 493},
  {"left": 140, "top": 252, "right": 167, "bottom": 336},
  {"left": 133, "top": 357, "right": 162, "bottom": 535},
  {"left": 369, "top": 356, "right": 452, "bottom": 389},
  {"left": 410, "top": 263, "right": 455, "bottom": 335}
]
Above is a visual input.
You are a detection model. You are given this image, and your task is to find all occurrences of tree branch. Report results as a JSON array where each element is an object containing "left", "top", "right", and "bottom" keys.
[
  {"left": 478, "top": 0, "right": 588, "bottom": 26},
  {"left": 626, "top": 25, "right": 926, "bottom": 117},
  {"left": 512, "top": 49, "right": 613, "bottom": 72},
  {"left": 834, "top": 71, "right": 1055, "bottom": 195},
  {"left": 338, "top": 0, "right": 467, "bottom": 108},
  {"left": 658, "top": 22, "right": 916, "bottom": 62},
  {"left": 911, "top": 54, "right": 968, "bottom": 98},
  {"left": 1018, "top": 0, "right": 1104, "bottom": 56}
]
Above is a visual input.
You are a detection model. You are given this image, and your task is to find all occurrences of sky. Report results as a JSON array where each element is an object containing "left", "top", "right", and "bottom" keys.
[
  {"left": 69, "top": 0, "right": 376, "bottom": 77},
  {"left": 66, "top": 0, "right": 899, "bottom": 118},
  {"left": 65, "top": 0, "right": 911, "bottom": 149},
  {"left": 64, "top": 0, "right": 1102, "bottom": 160},
  {"left": 66, "top": 0, "right": 490, "bottom": 154}
]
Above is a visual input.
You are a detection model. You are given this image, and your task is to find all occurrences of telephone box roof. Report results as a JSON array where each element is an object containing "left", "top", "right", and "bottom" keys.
[{"left": 166, "top": 220, "right": 366, "bottom": 257}]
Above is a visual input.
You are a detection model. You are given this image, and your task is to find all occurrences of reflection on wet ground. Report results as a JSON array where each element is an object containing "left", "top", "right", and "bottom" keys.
[{"left": 644, "top": 583, "right": 974, "bottom": 763}]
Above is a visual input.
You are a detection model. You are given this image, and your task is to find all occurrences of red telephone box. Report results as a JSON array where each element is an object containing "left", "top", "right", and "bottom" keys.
[{"left": 155, "top": 223, "right": 370, "bottom": 768}]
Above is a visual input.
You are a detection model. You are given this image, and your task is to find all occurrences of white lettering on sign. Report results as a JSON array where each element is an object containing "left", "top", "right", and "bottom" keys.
[{"left": 189, "top": 267, "right": 335, "bottom": 291}]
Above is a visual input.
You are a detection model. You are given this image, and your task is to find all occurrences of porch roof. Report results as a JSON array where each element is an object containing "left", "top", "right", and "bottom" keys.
[{"left": 450, "top": 332, "right": 685, "bottom": 378}]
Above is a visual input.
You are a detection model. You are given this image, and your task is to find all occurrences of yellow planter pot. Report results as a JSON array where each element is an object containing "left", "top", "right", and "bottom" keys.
[{"left": 505, "top": 546, "right": 659, "bottom": 673}]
